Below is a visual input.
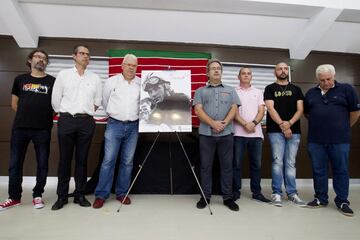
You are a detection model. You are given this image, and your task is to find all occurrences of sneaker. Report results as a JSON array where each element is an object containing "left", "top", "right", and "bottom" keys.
[
  {"left": 288, "top": 194, "right": 306, "bottom": 207},
  {"left": 196, "top": 197, "right": 210, "bottom": 209},
  {"left": 0, "top": 199, "right": 21, "bottom": 211},
  {"left": 252, "top": 193, "right": 271, "bottom": 203},
  {"left": 223, "top": 199, "right": 239, "bottom": 211},
  {"left": 116, "top": 195, "right": 131, "bottom": 205},
  {"left": 307, "top": 198, "right": 327, "bottom": 208},
  {"left": 93, "top": 198, "right": 105, "bottom": 209},
  {"left": 338, "top": 203, "right": 354, "bottom": 217},
  {"left": 271, "top": 194, "right": 282, "bottom": 207},
  {"left": 32, "top": 197, "right": 45, "bottom": 209}
]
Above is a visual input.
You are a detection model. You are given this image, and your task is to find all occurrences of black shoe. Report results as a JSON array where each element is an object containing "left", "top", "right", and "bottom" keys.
[
  {"left": 224, "top": 199, "right": 239, "bottom": 211},
  {"left": 51, "top": 198, "right": 68, "bottom": 211},
  {"left": 252, "top": 193, "right": 271, "bottom": 203},
  {"left": 338, "top": 203, "right": 354, "bottom": 217},
  {"left": 196, "top": 197, "right": 210, "bottom": 209},
  {"left": 74, "top": 195, "right": 91, "bottom": 207},
  {"left": 307, "top": 198, "right": 327, "bottom": 208}
]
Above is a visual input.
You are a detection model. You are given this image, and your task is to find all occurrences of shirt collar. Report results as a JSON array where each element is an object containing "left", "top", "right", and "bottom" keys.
[
  {"left": 317, "top": 80, "right": 336, "bottom": 95},
  {"left": 206, "top": 81, "right": 224, "bottom": 88},
  {"left": 237, "top": 85, "right": 253, "bottom": 91},
  {"left": 72, "top": 66, "right": 88, "bottom": 75}
]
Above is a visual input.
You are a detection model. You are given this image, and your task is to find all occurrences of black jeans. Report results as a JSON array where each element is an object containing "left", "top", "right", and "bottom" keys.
[
  {"left": 199, "top": 134, "right": 233, "bottom": 200},
  {"left": 8, "top": 128, "right": 51, "bottom": 200},
  {"left": 56, "top": 114, "right": 95, "bottom": 198}
]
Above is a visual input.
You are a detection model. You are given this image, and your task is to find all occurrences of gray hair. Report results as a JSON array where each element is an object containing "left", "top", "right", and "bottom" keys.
[
  {"left": 316, "top": 64, "right": 336, "bottom": 78},
  {"left": 122, "top": 53, "right": 138, "bottom": 64}
]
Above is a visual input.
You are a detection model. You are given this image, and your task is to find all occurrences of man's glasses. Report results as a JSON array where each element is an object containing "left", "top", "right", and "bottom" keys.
[
  {"left": 32, "top": 54, "right": 47, "bottom": 61},
  {"left": 77, "top": 51, "right": 90, "bottom": 57}
]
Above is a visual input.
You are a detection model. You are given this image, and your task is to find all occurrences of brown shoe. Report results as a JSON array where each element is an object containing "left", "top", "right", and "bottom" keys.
[
  {"left": 116, "top": 196, "right": 131, "bottom": 205},
  {"left": 93, "top": 198, "right": 105, "bottom": 209}
]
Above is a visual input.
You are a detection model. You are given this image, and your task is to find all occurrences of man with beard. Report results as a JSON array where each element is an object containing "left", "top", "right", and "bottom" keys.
[
  {"left": 51, "top": 45, "right": 102, "bottom": 210},
  {"left": 140, "top": 74, "right": 191, "bottom": 130},
  {"left": 0, "top": 50, "right": 55, "bottom": 211},
  {"left": 193, "top": 59, "right": 241, "bottom": 211},
  {"left": 264, "top": 62, "right": 306, "bottom": 207}
]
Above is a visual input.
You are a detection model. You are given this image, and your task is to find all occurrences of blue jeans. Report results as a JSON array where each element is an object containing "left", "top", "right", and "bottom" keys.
[
  {"left": 233, "top": 136, "right": 263, "bottom": 199},
  {"left": 307, "top": 142, "right": 350, "bottom": 207},
  {"left": 9, "top": 128, "right": 51, "bottom": 200},
  {"left": 268, "top": 133, "right": 300, "bottom": 196},
  {"left": 95, "top": 118, "right": 139, "bottom": 199}
]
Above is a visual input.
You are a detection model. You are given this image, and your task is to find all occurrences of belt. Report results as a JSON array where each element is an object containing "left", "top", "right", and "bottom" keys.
[
  {"left": 110, "top": 117, "right": 138, "bottom": 123},
  {"left": 60, "top": 112, "right": 91, "bottom": 118}
]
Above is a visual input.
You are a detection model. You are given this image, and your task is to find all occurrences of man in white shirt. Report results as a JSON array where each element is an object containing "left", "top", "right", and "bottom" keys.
[
  {"left": 51, "top": 45, "right": 102, "bottom": 210},
  {"left": 233, "top": 67, "right": 270, "bottom": 203},
  {"left": 93, "top": 54, "right": 140, "bottom": 209}
]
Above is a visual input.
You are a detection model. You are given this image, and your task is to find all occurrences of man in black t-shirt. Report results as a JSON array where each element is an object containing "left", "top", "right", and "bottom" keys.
[
  {"left": 0, "top": 49, "right": 55, "bottom": 211},
  {"left": 264, "top": 62, "right": 306, "bottom": 208}
]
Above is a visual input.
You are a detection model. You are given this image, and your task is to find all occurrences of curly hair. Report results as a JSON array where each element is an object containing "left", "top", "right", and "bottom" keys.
[{"left": 26, "top": 49, "right": 49, "bottom": 68}]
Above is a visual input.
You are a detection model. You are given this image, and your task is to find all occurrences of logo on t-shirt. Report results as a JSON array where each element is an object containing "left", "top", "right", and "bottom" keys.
[
  {"left": 274, "top": 90, "right": 292, "bottom": 98},
  {"left": 22, "top": 83, "right": 49, "bottom": 94}
]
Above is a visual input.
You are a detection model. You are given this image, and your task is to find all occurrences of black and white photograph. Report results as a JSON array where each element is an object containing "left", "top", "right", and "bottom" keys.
[{"left": 139, "top": 70, "right": 192, "bottom": 132}]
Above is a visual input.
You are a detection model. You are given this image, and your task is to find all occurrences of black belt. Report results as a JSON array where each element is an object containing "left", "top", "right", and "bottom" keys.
[
  {"left": 60, "top": 112, "right": 91, "bottom": 118},
  {"left": 110, "top": 117, "right": 138, "bottom": 123}
]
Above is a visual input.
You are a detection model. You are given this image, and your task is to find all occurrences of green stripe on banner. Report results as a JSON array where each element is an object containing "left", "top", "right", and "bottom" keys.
[{"left": 107, "top": 49, "right": 211, "bottom": 59}]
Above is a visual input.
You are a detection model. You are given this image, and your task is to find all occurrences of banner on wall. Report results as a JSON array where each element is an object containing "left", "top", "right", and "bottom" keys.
[
  {"left": 139, "top": 70, "right": 192, "bottom": 133},
  {"left": 107, "top": 49, "right": 211, "bottom": 126}
]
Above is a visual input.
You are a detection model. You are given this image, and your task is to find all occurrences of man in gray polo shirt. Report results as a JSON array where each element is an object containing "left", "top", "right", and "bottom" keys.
[{"left": 193, "top": 59, "right": 241, "bottom": 211}]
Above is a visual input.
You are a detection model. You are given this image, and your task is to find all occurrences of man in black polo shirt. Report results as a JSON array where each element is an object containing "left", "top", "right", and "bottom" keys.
[
  {"left": 304, "top": 64, "right": 360, "bottom": 217},
  {"left": 0, "top": 49, "right": 55, "bottom": 211}
]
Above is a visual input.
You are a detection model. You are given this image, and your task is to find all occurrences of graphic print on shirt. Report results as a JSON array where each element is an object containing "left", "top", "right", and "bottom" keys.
[{"left": 22, "top": 83, "right": 49, "bottom": 94}]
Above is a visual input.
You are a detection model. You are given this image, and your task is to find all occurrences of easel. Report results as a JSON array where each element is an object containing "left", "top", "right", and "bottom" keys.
[{"left": 116, "top": 131, "right": 213, "bottom": 215}]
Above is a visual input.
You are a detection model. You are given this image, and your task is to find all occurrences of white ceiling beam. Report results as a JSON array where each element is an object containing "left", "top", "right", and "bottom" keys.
[
  {"left": 245, "top": 0, "right": 360, "bottom": 10},
  {"left": 289, "top": 7, "right": 343, "bottom": 60},
  {"left": 0, "top": 0, "right": 38, "bottom": 47}
]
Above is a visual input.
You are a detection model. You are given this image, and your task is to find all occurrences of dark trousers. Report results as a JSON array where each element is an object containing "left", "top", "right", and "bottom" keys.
[
  {"left": 233, "top": 136, "right": 263, "bottom": 199},
  {"left": 8, "top": 128, "right": 51, "bottom": 200},
  {"left": 56, "top": 114, "right": 95, "bottom": 198},
  {"left": 199, "top": 134, "right": 233, "bottom": 200}
]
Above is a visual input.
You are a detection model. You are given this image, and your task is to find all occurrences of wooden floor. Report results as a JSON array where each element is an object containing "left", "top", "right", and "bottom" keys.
[{"left": 0, "top": 177, "right": 359, "bottom": 240}]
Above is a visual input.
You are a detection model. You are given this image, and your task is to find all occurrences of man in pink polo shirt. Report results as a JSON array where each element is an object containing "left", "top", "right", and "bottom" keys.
[{"left": 233, "top": 67, "right": 271, "bottom": 203}]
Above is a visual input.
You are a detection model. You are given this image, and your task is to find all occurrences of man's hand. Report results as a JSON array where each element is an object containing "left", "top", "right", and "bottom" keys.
[
  {"left": 211, "top": 120, "right": 226, "bottom": 133},
  {"left": 279, "top": 121, "right": 291, "bottom": 131},
  {"left": 243, "top": 121, "right": 256, "bottom": 133},
  {"left": 283, "top": 128, "right": 293, "bottom": 139}
]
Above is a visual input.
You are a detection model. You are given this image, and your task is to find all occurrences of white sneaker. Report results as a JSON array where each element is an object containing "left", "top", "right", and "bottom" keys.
[
  {"left": 288, "top": 194, "right": 306, "bottom": 207},
  {"left": 271, "top": 194, "right": 282, "bottom": 207},
  {"left": 32, "top": 197, "right": 45, "bottom": 209}
]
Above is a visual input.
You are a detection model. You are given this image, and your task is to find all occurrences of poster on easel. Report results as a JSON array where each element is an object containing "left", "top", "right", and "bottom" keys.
[{"left": 139, "top": 70, "right": 192, "bottom": 133}]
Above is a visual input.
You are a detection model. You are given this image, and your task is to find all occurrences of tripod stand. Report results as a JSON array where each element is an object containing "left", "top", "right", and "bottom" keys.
[{"left": 116, "top": 131, "right": 213, "bottom": 215}]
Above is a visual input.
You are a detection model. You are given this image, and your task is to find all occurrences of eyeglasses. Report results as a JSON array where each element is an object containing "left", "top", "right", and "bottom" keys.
[
  {"left": 209, "top": 67, "right": 222, "bottom": 71},
  {"left": 32, "top": 54, "right": 47, "bottom": 61},
  {"left": 77, "top": 51, "right": 90, "bottom": 57}
]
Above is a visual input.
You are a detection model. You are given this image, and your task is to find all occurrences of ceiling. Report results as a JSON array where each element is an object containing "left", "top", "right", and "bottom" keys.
[{"left": 1, "top": 0, "right": 360, "bottom": 59}]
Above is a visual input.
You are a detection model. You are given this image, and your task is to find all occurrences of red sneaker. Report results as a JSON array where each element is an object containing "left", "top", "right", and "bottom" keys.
[
  {"left": 93, "top": 198, "right": 105, "bottom": 209},
  {"left": 116, "top": 196, "right": 131, "bottom": 205},
  {"left": 0, "top": 199, "right": 21, "bottom": 211}
]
